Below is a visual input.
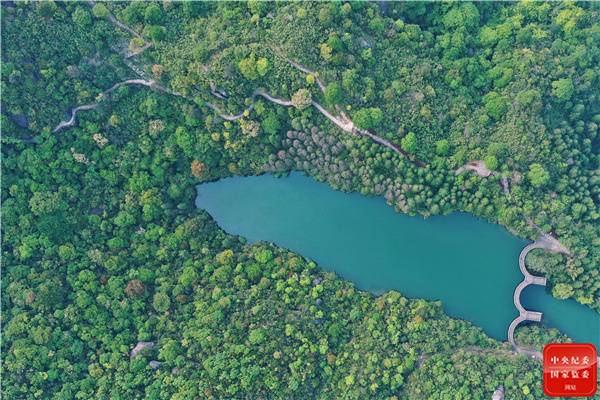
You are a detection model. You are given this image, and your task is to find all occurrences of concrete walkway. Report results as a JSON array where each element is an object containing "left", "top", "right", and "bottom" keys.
[{"left": 508, "top": 235, "right": 570, "bottom": 359}]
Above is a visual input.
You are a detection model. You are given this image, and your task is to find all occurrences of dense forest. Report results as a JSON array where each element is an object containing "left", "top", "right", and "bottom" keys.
[{"left": 2, "top": 1, "right": 598, "bottom": 399}]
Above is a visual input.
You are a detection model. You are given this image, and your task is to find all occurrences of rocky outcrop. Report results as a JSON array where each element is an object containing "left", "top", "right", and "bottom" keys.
[
  {"left": 130, "top": 341, "right": 154, "bottom": 358},
  {"left": 492, "top": 385, "right": 504, "bottom": 400},
  {"left": 455, "top": 160, "right": 493, "bottom": 177}
]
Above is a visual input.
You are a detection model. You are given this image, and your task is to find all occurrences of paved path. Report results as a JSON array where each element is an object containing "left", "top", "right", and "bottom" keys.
[
  {"left": 206, "top": 90, "right": 423, "bottom": 165},
  {"left": 264, "top": 48, "right": 425, "bottom": 167},
  {"left": 53, "top": 79, "right": 185, "bottom": 132},
  {"left": 48, "top": 6, "right": 425, "bottom": 167},
  {"left": 268, "top": 45, "right": 326, "bottom": 93}
]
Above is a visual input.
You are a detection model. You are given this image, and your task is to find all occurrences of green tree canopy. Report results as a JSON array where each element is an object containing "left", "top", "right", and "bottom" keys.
[
  {"left": 527, "top": 163, "right": 550, "bottom": 188},
  {"left": 401, "top": 132, "right": 417, "bottom": 153}
]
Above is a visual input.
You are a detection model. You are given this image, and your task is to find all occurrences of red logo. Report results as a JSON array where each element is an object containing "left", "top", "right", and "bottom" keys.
[{"left": 543, "top": 343, "right": 597, "bottom": 397}]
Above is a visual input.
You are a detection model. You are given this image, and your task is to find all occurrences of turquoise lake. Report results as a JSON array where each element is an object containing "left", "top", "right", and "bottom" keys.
[{"left": 196, "top": 172, "right": 599, "bottom": 347}]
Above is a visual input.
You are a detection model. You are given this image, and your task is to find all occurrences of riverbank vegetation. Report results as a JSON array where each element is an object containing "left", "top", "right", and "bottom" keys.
[{"left": 2, "top": 1, "right": 598, "bottom": 398}]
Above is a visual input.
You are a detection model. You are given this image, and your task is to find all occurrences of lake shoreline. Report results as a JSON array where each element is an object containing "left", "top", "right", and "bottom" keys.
[{"left": 195, "top": 172, "right": 600, "bottom": 347}]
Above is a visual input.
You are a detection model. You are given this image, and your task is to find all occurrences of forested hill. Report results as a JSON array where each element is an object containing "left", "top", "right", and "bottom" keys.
[{"left": 2, "top": 1, "right": 598, "bottom": 399}]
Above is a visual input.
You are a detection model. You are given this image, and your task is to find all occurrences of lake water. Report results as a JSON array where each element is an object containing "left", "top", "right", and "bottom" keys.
[{"left": 196, "top": 172, "right": 599, "bottom": 346}]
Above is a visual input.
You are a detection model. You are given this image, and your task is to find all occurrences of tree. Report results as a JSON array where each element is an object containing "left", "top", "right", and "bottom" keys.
[
  {"left": 527, "top": 163, "right": 550, "bottom": 187},
  {"left": 193, "top": 44, "right": 210, "bottom": 63},
  {"left": 318, "top": 6, "right": 332, "bottom": 24},
  {"left": 91, "top": 3, "right": 109, "bottom": 19},
  {"left": 191, "top": 160, "right": 206, "bottom": 178},
  {"left": 353, "top": 109, "right": 371, "bottom": 129},
  {"left": 255, "top": 249, "right": 273, "bottom": 263},
  {"left": 159, "top": 339, "right": 182, "bottom": 363},
  {"left": 72, "top": 7, "right": 92, "bottom": 27},
  {"left": 435, "top": 139, "right": 449, "bottom": 156},
  {"left": 37, "top": 1, "right": 57, "bottom": 18},
  {"left": 140, "top": 189, "right": 162, "bottom": 221},
  {"left": 179, "top": 266, "right": 198, "bottom": 287},
  {"left": 246, "top": 263, "right": 261, "bottom": 282},
  {"left": 369, "top": 108, "right": 383, "bottom": 127},
  {"left": 552, "top": 283, "right": 574, "bottom": 299},
  {"left": 297, "top": 7, "right": 307, "bottom": 19},
  {"left": 552, "top": 78, "right": 574, "bottom": 102},
  {"left": 256, "top": 57, "right": 269, "bottom": 77},
  {"left": 401, "top": 132, "right": 417, "bottom": 153},
  {"left": 247, "top": 0, "right": 268, "bottom": 16},
  {"left": 240, "top": 119, "right": 260, "bottom": 137},
  {"left": 262, "top": 113, "right": 281, "bottom": 135},
  {"left": 353, "top": 108, "right": 382, "bottom": 129},
  {"left": 484, "top": 155, "right": 498, "bottom": 171},
  {"left": 487, "top": 142, "right": 506, "bottom": 160},
  {"left": 239, "top": 55, "right": 258, "bottom": 80},
  {"left": 108, "top": 114, "right": 120, "bottom": 127},
  {"left": 248, "top": 328, "right": 266, "bottom": 344},
  {"left": 483, "top": 92, "right": 507, "bottom": 120},
  {"left": 175, "top": 126, "right": 195, "bottom": 156},
  {"left": 125, "top": 280, "right": 145, "bottom": 297},
  {"left": 152, "top": 64, "right": 165, "bottom": 78},
  {"left": 129, "top": 37, "right": 146, "bottom": 54},
  {"left": 144, "top": 4, "right": 162, "bottom": 24},
  {"left": 216, "top": 249, "right": 234, "bottom": 265},
  {"left": 516, "top": 89, "right": 541, "bottom": 108},
  {"left": 479, "top": 26, "right": 498, "bottom": 47},
  {"left": 236, "top": 53, "right": 269, "bottom": 81},
  {"left": 144, "top": 25, "right": 166, "bottom": 41},
  {"left": 324, "top": 83, "right": 344, "bottom": 105},
  {"left": 58, "top": 244, "right": 75, "bottom": 260},
  {"left": 291, "top": 89, "right": 312, "bottom": 110},
  {"left": 443, "top": 3, "right": 480, "bottom": 31},
  {"left": 320, "top": 43, "right": 333, "bottom": 61},
  {"left": 153, "top": 292, "right": 171, "bottom": 313},
  {"left": 369, "top": 17, "right": 385, "bottom": 34},
  {"left": 123, "top": 2, "right": 145, "bottom": 25}
]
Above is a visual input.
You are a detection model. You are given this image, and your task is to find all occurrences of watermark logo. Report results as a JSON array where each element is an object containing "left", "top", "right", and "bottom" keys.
[{"left": 543, "top": 343, "right": 597, "bottom": 397}]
